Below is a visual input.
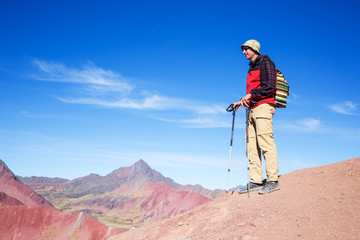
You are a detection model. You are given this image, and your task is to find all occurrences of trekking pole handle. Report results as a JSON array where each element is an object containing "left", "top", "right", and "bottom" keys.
[{"left": 226, "top": 104, "right": 235, "bottom": 112}]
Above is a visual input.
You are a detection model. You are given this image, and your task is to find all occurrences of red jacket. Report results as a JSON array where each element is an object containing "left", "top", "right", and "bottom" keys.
[{"left": 246, "top": 55, "right": 277, "bottom": 109}]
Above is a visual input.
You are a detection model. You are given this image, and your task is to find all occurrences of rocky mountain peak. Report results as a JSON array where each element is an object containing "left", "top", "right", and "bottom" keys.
[
  {"left": 131, "top": 159, "right": 151, "bottom": 172},
  {"left": 128, "top": 159, "right": 180, "bottom": 189}
]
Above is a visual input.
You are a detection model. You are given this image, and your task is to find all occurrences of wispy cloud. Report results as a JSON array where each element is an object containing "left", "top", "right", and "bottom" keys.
[
  {"left": 280, "top": 117, "right": 324, "bottom": 132},
  {"left": 58, "top": 95, "right": 175, "bottom": 110},
  {"left": 293, "top": 159, "right": 312, "bottom": 168},
  {"left": 278, "top": 117, "right": 360, "bottom": 140},
  {"left": 290, "top": 92, "right": 299, "bottom": 99},
  {"left": 139, "top": 151, "right": 227, "bottom": 169},
  {"left": 298, "top": 118, "right": 321, "bottom": 130},
  {"left": 21, "top": 110, "right": 79, "bottom": 120},
  {"left": 153, "top": 115, "right": 234, "bottom": 128},
  {"left": 31, "top": 59, "right": 133, "bottom": 94},
  {"left": 329, "top": 101, "right": 358, "bottom": 115},
  {"left": 30, "top": 59, "right": 229, "bottom": 127}
]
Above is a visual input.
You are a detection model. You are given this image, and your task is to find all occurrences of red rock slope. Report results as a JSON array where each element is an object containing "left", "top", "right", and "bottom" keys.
[
  {"left": 0, "top": 159, "right": 122, "bottom": 240},
  {"left": 0, "top": 159, "right": 55, "bottom": 209},
  {"left": 109, "top": 157, "right": 360, "bottom": 240},
  {"left": 0, "top": 206, "right": 122, "bottom": 240}
]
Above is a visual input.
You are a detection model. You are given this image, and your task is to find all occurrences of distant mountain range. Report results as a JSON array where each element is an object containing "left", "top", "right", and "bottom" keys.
[{"left": 17, "top": 159, "right": 224, "bottom": 229}]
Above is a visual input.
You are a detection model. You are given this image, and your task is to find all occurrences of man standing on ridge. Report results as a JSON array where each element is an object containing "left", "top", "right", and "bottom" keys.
[{"left": 233, "top": 39, "right": 280, "bottom": 194}]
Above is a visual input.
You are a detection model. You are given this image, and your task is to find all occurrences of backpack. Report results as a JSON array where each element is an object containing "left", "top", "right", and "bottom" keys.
[{"left": 275, "top": 69, "right": 290, "bottom": 108}]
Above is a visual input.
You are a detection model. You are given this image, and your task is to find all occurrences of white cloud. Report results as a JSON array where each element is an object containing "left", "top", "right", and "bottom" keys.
[
  {"left": 329, "top": 101, "right": 358, "bottom": 115},
  {"left": 32, "top": 59, "right": 133, "bottom": 94},
  {"left": 139, "top": 151, "right": 226, "bottom": 169},
  {"left": 279, "top": 117, "right": 360, "bottom": 138},
  {"left": 180, "top": 117, "right": 229, "bottom": 128},
  {"left": 280, "top": 117, "right": 323, "bottom": 132},
  {"left": 153, "top": 115, "right": 234, "bottom": 128},
  {"left": 290, "top": 92, "right": 299, "bottom": 99},
  {"left": 21, "top": 110, "right": 79, "bottom": 120},
  {"left": 293, "top": 159, "right": 312, "bottom": 168},
  {"left": 299, "top": 118, "right": 321, "bottom": 130},
  {"left": 30, "top": 59, "right": 229, "bottom": 128},
  {"left": 58, "top": 95, "right": 172, "bottom": 110}
]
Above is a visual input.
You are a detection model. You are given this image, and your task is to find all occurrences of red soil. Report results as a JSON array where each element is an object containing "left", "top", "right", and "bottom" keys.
[
  {"left": 109, "top": 157, "right": 360, "bottom": 240},
  {"left": 0, "top": 192, "right": 24, "bottom": 206},
  {"left": 0, "top": 205, "right": 122, "bottom": 240}
]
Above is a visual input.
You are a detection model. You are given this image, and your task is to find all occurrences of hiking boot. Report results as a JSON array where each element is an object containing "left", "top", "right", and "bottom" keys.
[
  {"left": 237, "top": 182, "right": 263, "bottom": 194},
  {"left": 258, "top": 181, "right": 280, "bottom": 194}
]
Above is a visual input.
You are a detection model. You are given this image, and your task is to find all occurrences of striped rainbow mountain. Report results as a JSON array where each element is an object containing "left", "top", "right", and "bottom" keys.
[{"left": 18, "top": 159, "right": 224, "bottom": 230}]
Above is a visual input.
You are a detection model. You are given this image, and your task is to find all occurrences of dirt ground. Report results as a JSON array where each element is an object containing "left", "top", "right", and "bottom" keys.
[{"left": 109, "top": 157, "right": 360, "bottom": 240}]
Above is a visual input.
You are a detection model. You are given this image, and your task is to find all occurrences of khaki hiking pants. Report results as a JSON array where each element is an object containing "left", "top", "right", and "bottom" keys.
[{"left": 248, "top": 103, "right": 278, "bottom": 184}]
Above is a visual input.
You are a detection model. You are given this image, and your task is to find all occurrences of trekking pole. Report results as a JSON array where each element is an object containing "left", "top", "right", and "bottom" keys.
[
  {"left": 245, "top": 107, "right": 250, "bottom": 198},
  {"left": 225, "top": 104, "right": 236, "bottom": 193}
]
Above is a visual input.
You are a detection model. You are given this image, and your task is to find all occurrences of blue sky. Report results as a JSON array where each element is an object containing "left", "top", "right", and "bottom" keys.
[{"left": 1, "top": 0, "right": 359, "bottom": 190}]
